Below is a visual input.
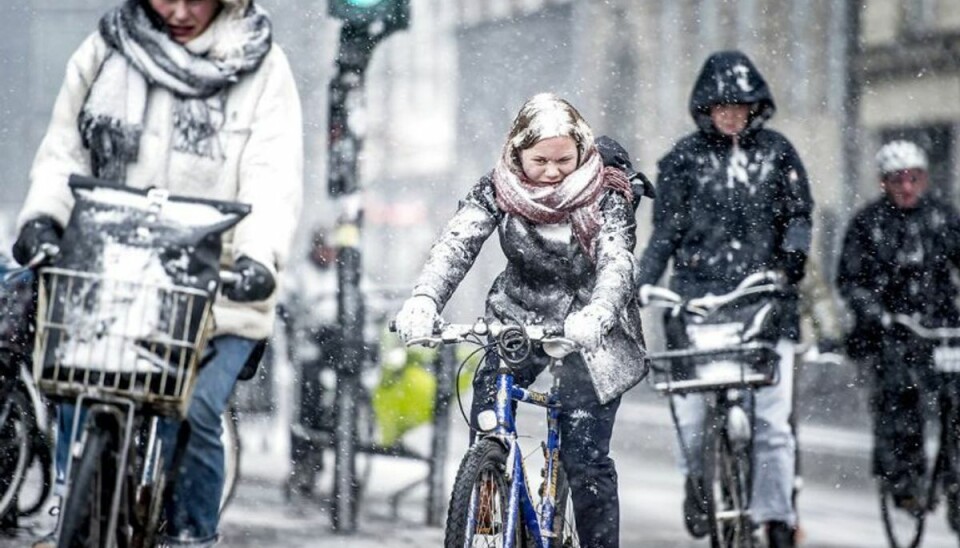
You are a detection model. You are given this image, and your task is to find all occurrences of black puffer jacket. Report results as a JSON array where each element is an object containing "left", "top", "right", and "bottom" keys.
[
  {"left": 836, "top": 195, "right": 960, "bottom": 357},
  {"left": 637, "top": 50, "right": 813, "bottom": 339}
]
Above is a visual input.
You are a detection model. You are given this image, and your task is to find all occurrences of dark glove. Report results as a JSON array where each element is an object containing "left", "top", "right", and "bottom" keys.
[
  {"left": 224, "top": 256, "right": 276, "bottom": 302},
  {"left": 596, "top": 136, "right": 656, "bottom": 204},
  {"left": 781, "top": 250, "right": 807, "bottom": 285},
  {"left": 12, "top": 216, "right": 63, "bottom": 266}
]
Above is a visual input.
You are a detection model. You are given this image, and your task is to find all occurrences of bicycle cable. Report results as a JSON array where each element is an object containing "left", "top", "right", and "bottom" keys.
[{"left": 455, "top": 343, "right": 497, "bottom": 435}]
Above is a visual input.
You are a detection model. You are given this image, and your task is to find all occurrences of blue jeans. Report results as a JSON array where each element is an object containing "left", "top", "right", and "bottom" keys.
[{"left": 56, "top": 335, "right": 257, "bottom": 546}]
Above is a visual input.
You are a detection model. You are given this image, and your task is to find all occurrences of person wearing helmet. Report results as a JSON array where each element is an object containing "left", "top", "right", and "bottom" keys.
[
  {"left": 636, "top": 50, "right": 812, "bottom": 547},
  {"left": 837, "top": 140, "right": 960, "bottom": 523}
]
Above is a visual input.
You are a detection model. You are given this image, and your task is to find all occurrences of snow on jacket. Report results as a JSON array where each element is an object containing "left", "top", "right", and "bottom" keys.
[
  {"left": 17, "top": 27, "right": 303, "bottom": 340},
  {"left": 413, "top": 174, "right": 648, "bottom": 397},
  {"left": 637, "top": 50, "right": 813, "bottom": 339},
  {"left": 836, "top": 195, "right": 960, "bottom": 357}
]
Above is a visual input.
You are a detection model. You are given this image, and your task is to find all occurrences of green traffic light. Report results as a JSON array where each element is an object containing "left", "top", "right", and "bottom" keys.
[{"left": 345, "top": 0, "right": 385, "bottom": 7}]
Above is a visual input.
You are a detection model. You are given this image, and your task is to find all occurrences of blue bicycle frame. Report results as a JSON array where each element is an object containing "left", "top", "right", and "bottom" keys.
[{"left": 479, "top": 361, "right": 565, "bottom": 548}]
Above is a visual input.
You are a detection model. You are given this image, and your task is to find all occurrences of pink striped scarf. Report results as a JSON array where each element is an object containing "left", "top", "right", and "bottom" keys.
[{"left": 493, "top": 146, "right": 633, "bottom": 260}]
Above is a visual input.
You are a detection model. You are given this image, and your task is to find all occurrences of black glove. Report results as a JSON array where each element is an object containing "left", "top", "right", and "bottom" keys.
[
  {"left": 596, "top": 135, "right": 656, "bottom": 202},
  {"left": 224, "top": 256, "right": 276, "bottom": 302},
  {"left": 781, "top": 250, "right": 807, "bottom": 285},
  {"left": 12, "top": 216, "right": 63, "bottom": 266}
]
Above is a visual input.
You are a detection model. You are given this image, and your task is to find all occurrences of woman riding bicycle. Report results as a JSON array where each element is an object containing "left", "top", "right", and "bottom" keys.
[
  {"left": 12, "top": 0, "right": 302, "bottom": 546},
  {"left": 394, "top": 93, "right": 648, "bottom": 548}
]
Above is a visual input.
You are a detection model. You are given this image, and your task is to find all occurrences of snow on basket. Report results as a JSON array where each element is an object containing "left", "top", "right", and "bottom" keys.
[{"left": 36, "top": 175, "right": 249, "bottom": 398}]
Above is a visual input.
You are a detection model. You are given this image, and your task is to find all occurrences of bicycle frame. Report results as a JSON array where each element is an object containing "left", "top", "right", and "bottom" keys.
[{"left": 478, "top": 358, "right": 564, "bottom": 548}]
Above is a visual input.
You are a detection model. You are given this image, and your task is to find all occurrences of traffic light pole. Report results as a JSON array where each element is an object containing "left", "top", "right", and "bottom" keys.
[{"left": 327, "top": 22, "right": 391, "bottom": 534}]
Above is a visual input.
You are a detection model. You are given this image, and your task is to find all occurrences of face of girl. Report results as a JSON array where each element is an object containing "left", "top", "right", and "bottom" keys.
[
  {"left": 148, "top": 0, "right": 222, "bottom": 44},
  {"left": 519, "top": 136, "right": 579, "bottom": 185},
  {"left": 710, "top": 103, "right": 752, "bottom": 136}
]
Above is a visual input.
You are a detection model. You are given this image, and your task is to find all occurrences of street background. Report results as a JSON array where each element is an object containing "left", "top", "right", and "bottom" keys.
[{"left": 3, "top": 0, "right": 960, "bottom": 546}]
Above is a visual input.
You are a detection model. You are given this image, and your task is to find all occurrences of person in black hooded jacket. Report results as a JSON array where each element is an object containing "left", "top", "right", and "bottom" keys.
[{"left": 637, "top": 50, "right": 813, "bottom": 547}]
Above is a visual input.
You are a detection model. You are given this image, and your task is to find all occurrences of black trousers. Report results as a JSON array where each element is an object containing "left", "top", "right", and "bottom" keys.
[
  {"left": 471, "top": 349, "right": 621, "bottom": 548},
  {"left": 867, "top": 339, "right": 960, "bottom": 495}
]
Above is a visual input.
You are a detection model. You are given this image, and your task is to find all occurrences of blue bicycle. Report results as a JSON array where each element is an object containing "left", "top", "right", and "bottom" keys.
[{"left": 406, "top": 319, "right": 579, "bottom": 548}]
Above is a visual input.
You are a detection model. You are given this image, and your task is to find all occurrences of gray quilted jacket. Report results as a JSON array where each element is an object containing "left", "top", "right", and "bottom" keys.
[{"left": 413, "top": 174, "right": 648, "bottom": 402}]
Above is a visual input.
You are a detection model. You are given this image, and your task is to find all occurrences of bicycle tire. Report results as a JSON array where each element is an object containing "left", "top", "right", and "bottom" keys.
[
  {"left": 0, "top": 385, "right": 32, "bottom": 521},
  {"left": 703, "top": 409, "right": 754, "bottom": 548},
  {"left": 941, "top": 383, "right": 960, "bottom": 536},
  {"left": 57, "top": 426, "right": 117, "bottom": 548},
  {"left": 878, "top": 482, "right": 925, "bottom": 548},
  {"left": 552, "top": 464, "right": 579, "bottom": 547},
  {"left": 445, "top": 438, "right": 524, "bottom": 547},
  {"left": 16, "top": 433, "right": 54, "bottom": 517},
  {"left": 220, "top": 407, "right": 241, "bottom": 515}
]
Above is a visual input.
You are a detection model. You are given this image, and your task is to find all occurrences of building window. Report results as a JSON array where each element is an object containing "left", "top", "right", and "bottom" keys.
[{"left": 903, "top": 0, "right": 938, "bottom": 35}]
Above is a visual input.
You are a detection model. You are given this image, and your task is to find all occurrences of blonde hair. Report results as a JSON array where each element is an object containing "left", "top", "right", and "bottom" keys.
[{"left": 504, "top": 93, "right": 595, "bottom": 168}]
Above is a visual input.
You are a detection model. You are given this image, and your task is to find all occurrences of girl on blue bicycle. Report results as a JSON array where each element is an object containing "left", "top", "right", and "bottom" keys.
[{"left": 395, "top": 93, "right": 648, "bottom": 548}]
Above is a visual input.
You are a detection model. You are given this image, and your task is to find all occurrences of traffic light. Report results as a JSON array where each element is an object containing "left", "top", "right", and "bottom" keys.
[{"left": 328, "top": 0, "right": 409, "bottom": 31}]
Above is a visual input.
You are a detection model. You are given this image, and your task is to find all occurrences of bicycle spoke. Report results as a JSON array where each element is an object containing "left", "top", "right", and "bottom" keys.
[{"left": 467, "top": 470, "right": 507, "bottom": 547}]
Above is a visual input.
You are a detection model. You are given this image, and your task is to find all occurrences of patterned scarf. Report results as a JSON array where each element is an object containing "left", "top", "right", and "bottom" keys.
[
  {"left": 493, "top": 146, "right": 633, "bottom": 260},
  {"left": 78, "top": 0, "right": 272, "bottom": 181}
]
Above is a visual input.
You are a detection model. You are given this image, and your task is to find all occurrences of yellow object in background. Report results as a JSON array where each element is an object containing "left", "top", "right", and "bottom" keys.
[{"left": 372, "top": 346, "right": 437, "bottom": 447}]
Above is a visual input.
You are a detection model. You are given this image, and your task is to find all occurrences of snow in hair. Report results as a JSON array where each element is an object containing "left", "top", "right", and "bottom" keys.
[
  {"left": 506, "top": 93, "right": 595, "bottom": 164},
  {"left": 220, "top": 0, "right": 251, "bottom": 14}
]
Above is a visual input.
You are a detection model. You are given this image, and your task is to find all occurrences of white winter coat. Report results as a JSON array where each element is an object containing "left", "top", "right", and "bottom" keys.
[{"left": 17, "top": 26, "right": 303, "bottom": 340}]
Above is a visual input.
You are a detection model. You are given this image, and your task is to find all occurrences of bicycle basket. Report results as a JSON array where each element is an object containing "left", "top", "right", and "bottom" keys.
[
  {"left": 31, "top": 175, "right": 250, "bottom": 417},
  {"left": 652, "top": 295, "right": 781, "bottom": 393},
  {"left": 34, "top": 268, "right": 213, "bottom": 416}
]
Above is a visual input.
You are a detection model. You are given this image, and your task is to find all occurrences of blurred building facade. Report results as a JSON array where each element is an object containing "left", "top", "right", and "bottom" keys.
[{"left": 1, "top": 0, "right": 959, "bottom": 318}]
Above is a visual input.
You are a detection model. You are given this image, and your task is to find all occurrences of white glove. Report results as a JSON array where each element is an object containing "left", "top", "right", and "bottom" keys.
[
  {"left": 564, "top": 302, "right": 616, "bottom": 352},
  {"left": 395, "top": 295, "right": 440, "bottom": 343}
]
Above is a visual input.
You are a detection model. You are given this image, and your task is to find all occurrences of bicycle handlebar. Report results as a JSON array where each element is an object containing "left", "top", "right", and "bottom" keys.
[
  {"left": 394, "top": 318, "right": 579, "bottom": 359},
  {"left": 885, "top": 313, "right": 960, "bottom": 340},
  {"left": 641, "top": 270, "right": 785, "bottom": 316},
  {"left": 219, "top": 270, "right": 241, "bottom": 288}
]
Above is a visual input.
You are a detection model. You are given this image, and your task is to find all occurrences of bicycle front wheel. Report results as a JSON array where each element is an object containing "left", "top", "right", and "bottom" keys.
[
  {"left": 551, "top": 464, "right": 579, "bottom": 547},
  {"left": 0, "top": 383, "right": 32, "bottom": 521},
  {"left": 58, "top": 426, "right": 119, "bottom": 548},
  {"left": 878, "top": 481, "right": 925, "bottom": 548},
  {"left": 703, "top": 411, "right": 755, "bottom": 548},
  {"left": 445, "top": 439, "right": 523, "bottom": 548}
]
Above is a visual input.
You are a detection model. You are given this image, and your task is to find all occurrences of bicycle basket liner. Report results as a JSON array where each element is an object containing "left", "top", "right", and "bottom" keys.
[
  {"left": 34, "top": 175, "right": 250, "bottom": 412},
  {"left": 933, "top": 341, "right": 960, "bottom": 373},
  {"left": 662, "top": 293, "right": 781, "bottom": 389}
]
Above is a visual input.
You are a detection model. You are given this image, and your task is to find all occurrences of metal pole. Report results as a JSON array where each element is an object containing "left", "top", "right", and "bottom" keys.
[
  {"left": 426, "top": 345, "right": 456, "bottom": 525},
  {"left": 328, "top": 23, "right": 378, "bottom": 534}
]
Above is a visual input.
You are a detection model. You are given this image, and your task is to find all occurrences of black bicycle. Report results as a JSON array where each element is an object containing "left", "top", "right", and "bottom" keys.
[
  {"left": 876, "top": 313, "right": 960, "bottom": 548},
  {"left": 642, "top": 271, "right": 786, "bottom": 548},
  {"left": 0, "top": 252, "right": 57, "bottom": 527}
]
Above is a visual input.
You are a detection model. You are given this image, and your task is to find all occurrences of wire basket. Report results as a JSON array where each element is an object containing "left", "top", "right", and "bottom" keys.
[
  {"left": 32, "top": 267, "right": 215, "bottom": 418},
  {"left": 649, "top": 342, "right": 779, "bottom": 395}
]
